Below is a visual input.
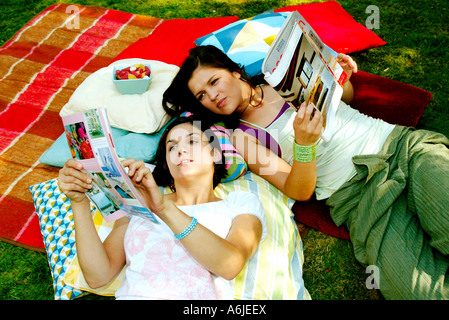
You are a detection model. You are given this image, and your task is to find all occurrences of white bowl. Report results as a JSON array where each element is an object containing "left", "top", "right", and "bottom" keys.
[{"left": 112, "top": 64, "right": 151, "bottom": 95}]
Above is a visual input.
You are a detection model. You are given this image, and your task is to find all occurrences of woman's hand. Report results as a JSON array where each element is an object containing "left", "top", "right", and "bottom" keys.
[
  {"left": 121, "top": 159, "right": 167, "bottom": 216},
  {"left": 336, "top": 53, "right": 358, "bottom": 81},
  {"left": 337, "top": 53, "right": 357, "bottom": 104},
  {"left": 293, "top": 102, "right": 323, "bottom": 146},
  {"left": 58, "top": 159, "right": 92, "bottom": 204}
]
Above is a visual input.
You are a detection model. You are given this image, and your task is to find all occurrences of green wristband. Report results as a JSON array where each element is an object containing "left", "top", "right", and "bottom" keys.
[{"left": 293, "top": 141, "right": 316, "bottom": 163}]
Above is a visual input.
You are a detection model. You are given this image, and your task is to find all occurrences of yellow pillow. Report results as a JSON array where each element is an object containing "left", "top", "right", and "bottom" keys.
[{"left": 63, "top": 210, "right": 124, "bottom": 296}]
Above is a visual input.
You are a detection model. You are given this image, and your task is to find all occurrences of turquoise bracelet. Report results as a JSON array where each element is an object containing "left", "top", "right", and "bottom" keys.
[{"left": 175, "top": 217, "right": 198, "bottom": 240}]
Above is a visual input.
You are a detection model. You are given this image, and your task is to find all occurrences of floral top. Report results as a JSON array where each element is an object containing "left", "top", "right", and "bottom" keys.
[{"left": 114, "top": 191, "right": 267, "bottom": 300}]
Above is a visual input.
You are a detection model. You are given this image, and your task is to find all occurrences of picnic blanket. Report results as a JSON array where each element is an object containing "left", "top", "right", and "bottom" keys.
[
  {"left": 327, "top": 126, "right": 449, "bottom": 300},
  {"left": 1, "top": 1, "right": 430, "bottom": 254},
  {"left": 0, "top": 0, "right": 383, "bottom": 252},
  {"left": 0, "top": 3, "right": 163, "bottom": 251}
]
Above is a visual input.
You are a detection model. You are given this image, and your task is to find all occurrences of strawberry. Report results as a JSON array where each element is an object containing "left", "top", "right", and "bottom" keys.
[{"left": 116, "top": 64, "right": 151, "bottom": 80}]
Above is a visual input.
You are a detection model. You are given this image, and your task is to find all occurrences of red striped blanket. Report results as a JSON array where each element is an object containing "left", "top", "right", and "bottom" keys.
[{"left": 0, "top": 3, "right": 162, "bottom": 251}]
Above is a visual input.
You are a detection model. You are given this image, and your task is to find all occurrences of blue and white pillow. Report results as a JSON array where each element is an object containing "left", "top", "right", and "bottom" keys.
[
  {"left": 194, "top": 11, "right": 289, "bottom": 77},
  {"left": 39, "top": 125, "right": 169, "bottom": 168},
  {"left": 29, "top": 178, "right": 85, "bottom": 300}
]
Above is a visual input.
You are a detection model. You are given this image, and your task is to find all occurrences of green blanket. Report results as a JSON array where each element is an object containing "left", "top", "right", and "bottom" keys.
[{"left": 327, "top": 126, "right": 449, "bottom": 300}]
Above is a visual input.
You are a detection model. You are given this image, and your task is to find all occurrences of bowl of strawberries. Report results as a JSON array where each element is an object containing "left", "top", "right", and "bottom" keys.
[{"left": 113, "top": 63, "right": 152, "bottom": 94}]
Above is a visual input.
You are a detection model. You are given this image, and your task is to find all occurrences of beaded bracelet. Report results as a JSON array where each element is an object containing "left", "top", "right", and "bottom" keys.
[
  {"left": 293, "top": 140, "right": 317, "bottom": 163},
  {"left": 174, "top": 217, "right": 198, "bottom": 240}
]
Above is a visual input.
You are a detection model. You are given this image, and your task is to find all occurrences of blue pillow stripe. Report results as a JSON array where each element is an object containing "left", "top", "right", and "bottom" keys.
[
  {"left": 213, "top": 22, "right": 246, "bottom": 52},
  {"left": 221, "top": 163, "right": 246, "bottom": 183}
]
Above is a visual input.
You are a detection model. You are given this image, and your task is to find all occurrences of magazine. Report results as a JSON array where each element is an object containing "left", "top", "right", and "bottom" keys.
[
  {"left": 62, "top": 108, "right": 159, "bottom": 224},
  {"left": 262, "top": 11, "right": 348, "bottom": 141}
]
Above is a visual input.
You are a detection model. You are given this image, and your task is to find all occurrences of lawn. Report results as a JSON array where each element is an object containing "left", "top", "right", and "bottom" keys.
[{"left": 0, "top": 0, "right": 447, "bottom": 300}]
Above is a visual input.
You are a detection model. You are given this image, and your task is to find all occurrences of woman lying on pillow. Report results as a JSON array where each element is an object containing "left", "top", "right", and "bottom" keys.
[
  {"left": 162, "top": 45, "right": 449, "bottom": 300},
  {"left": 58, "top": 116, "right": 266, "bottom": 300}
]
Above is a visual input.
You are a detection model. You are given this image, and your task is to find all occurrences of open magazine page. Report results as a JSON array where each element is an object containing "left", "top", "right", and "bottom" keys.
[
  {"left": 262, "top": 11, "right": 347, "bottom": 141},
  {"left": 61, "top": 108, "right": 159, "bottom": 224}
]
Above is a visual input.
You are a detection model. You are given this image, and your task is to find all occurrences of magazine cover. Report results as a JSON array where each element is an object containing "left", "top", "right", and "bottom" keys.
[
  {"left": 62, "top": 108, "right": 159, "bottom": 224},
  {"left": 262, "top": 11, "right": 347, "bottom": 141}
]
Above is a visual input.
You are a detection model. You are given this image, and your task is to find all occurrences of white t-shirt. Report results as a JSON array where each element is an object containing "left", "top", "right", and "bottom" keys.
[
  {"left": 241, "top": 101, "right": 395, "bottom": 200},
  {"left": 314, "top": 102, "right": 395, "bottom": 199},
  {"left": 114, "top": 191, "right": 267, "bottom": 300}
]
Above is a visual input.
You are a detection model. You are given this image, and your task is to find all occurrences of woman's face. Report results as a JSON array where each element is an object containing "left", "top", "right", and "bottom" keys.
[
  {"left": 187, "top": 65, "right": 249, "bottom": 116},
  {"left": 165, "top": 122, "right": 219, "bottom": 181}
]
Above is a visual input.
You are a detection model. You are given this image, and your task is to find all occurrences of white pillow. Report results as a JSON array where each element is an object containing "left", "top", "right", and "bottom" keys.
[{"left": 59, "top": 58, "right": 179, "bottom": 134}]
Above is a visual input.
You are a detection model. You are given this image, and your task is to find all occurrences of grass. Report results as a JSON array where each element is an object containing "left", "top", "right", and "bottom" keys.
[
  {"left": 302, "top": 229, "right": 383, "bottom": 300},
  {"left": 0, "top": 244, "right": 53, "bottom": 299},
  {"left": 0, "top": 0, "right": 447, "bottom": 300}
]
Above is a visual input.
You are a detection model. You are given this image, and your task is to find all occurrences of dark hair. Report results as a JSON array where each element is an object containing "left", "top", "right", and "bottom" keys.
[
  {"left": 162, "top": 45, "right": 265, "bottom": 128},
  {"left": 152, "top": 116, "right": 227, "bottom": 191}
]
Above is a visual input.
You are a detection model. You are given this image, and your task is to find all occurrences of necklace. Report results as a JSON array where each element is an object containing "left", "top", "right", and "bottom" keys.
[{"left": 240, "top": 85, "right": 264, "bottom": 118}]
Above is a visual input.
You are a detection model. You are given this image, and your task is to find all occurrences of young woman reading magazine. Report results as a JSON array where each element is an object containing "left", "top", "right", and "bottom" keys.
[
  {"left": 58, "top": 116, "right": 266, "bottom": 300},
  {"left": 162, "top": 45, "right": 449, "bottom": 300}
]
